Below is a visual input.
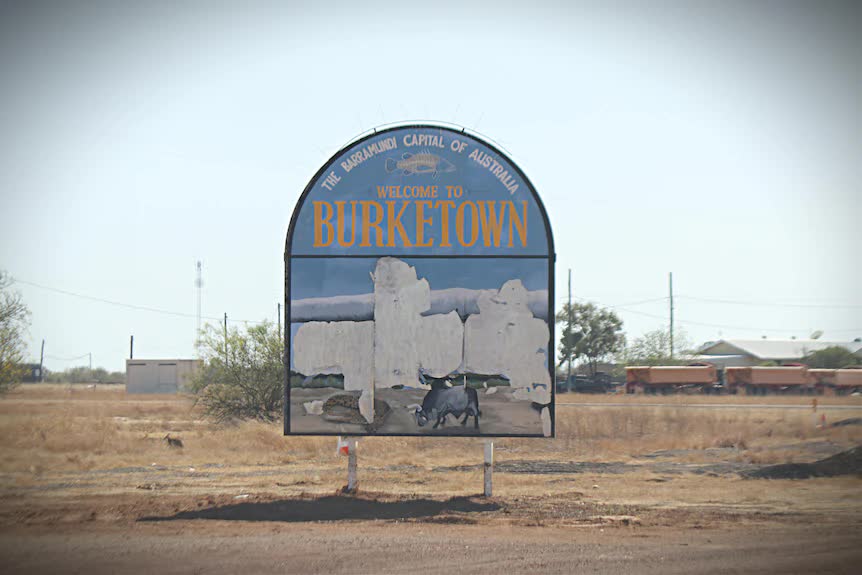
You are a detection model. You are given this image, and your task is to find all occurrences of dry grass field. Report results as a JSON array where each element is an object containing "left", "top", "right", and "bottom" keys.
[{"left": 1, "top": 384, "right": 861, "bottom": 574}]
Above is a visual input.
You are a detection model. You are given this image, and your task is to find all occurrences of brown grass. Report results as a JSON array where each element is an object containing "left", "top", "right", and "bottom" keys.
[
  {"left": 1, "top": 384, "right": 862, "bottom": 530},
  {"left": 551, "top": 405, "right": 861, "bottom": 461},
  {"left": 1, "top": 384, "right": 860, "bottom": 476}
]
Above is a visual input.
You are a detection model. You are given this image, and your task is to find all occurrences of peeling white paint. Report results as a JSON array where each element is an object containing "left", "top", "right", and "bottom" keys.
[
  {"left": 373, "top": 258, "right": 462, "bottom": 388},
  {"left": 373, "top": 258, "right": 428, "bottom": 389},
  {"left": 303, "top": 400, "right": 324, "bottom": 415},
  {"left": 358, "top": 389, "right": 374, "bottom": 423},
  {"left": 417, "top": 311, "right": 464, "bottom": 378},
  {"left": 294, "top": 321, "right": 374, "bottom": 393},
  {"left": 464, "top": 279, "right": 551, "bottom": 404},
  {"left": 541, "top": 406, "right": 552, "bottom": 437}
]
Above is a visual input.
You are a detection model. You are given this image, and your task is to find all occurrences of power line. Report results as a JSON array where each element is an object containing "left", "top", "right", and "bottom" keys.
[
  {"left": 559, "top": 295, "right": 667, "bottom": 308},
  {"left": 621, "top": 306, "right": 860, "bottom": 334},
  {"left": 15, "top": 278, "right": 198, "bottom": 318},
  {"left": 604, "top": 296, "right": 669, "bottom": 308},
  {"left": 677, "top": 295, "right": 862, "bottom": 309},
  {"left": 45, "top": 353, "right": 89, "bottom": 362},
  {"left": 563, "top": 293, "right": 861, "bottom": 310},
  {"left": 12, "top": 277, "right": 268, "bottom": 325},
  {"left": 609, "top": 303, "right": 836, "bottom": 333},
  {"left": 564, "top": 295, "right": 860, "bottom": 335}
]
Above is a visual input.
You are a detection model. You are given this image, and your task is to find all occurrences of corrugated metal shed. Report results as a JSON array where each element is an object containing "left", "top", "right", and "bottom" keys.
[
  {"left": 126, "top": 359, "right": 200, "bottom": 394},
  {"left": 696, "top": 339, "right": 862, "bottom": 362}
]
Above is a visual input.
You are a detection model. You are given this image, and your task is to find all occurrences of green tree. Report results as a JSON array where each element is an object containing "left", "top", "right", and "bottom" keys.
[
  {"left": 556, "top": 302, "right": 583, "bottom": 376},
  {"left": 620, "top": 327, "right": 693, "bottom": 366},
  {"left": 802, "top": 346, "right": 860, "bottom": 369},
  {"left": 0, "top": 271, "right": 30, "bottom": 394},
  {"left": 191, "top": 320, "right": 284, "bottom": 422},
  {"left": 555, "top": 302, "right": 625, "bottom": 377}
]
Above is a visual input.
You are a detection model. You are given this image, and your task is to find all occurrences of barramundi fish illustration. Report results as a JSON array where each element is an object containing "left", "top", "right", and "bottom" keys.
[{"left": 385, "top": 151, "right": 455, "bottom": 178}]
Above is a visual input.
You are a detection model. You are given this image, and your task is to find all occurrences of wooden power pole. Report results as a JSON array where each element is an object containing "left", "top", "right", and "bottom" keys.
[
  {"left": 669, "top": 272, "right": 674, "bottom": 360},
  {"left": 567, "top": 268, "right": 573, "bottom": 388},
  {"left": 39, "top": 339, "right": 45, "bottom": 382},
  {"left": 223, "top": 313, "right": 228, "bottom": 363}
]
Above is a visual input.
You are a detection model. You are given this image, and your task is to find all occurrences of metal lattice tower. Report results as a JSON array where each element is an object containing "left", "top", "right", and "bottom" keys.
[{"left": 195, "top": 261, "right": 203, "bottom": 349}]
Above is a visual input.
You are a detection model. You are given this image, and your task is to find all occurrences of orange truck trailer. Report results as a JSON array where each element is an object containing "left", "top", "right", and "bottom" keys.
[
  {"left": 725, "top": 366, "right": 812, "bottom": 395},
  {"left": 625, "top": 365, "right": 718, "bottom": 394},
  {"left": 809, "top": 368, "right": 862, "bottom": 395},
  {"left": 808, "top": 369, "right": 835, "bottom": 394}
]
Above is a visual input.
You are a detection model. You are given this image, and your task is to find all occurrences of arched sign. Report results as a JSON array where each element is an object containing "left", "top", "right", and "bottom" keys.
[{"left": 285, "top": 124, "right": 554, "bottom": 437}]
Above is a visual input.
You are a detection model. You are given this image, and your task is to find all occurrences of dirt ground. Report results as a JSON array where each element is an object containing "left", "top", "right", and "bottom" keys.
[{"left": 1, "top": 384, "right": 861, "bottom": 574}]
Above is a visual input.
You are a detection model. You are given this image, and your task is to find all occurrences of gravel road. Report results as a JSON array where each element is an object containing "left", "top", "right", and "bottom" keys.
[{"left": 2, "top": 521, "right": 860, "bottom": 574}]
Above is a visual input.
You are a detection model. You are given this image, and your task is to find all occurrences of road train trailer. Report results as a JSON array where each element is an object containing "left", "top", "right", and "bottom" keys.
[
  {"left": 724, "top": 366, "right": 815, "bottom": 395},
  {"left": 625, "top": 364, "right": 861, "bottom": 395},
  {"left": 625, "top": 365, "right": 719, "bottom": 394},
  {"left": 808, "top": 368, "right": 862, "bottom": 395}
]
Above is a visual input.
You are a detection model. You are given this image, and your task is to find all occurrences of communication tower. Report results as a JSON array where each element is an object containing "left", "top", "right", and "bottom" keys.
[{"left": 195, "top": 261, "right": 203, "bottom": 348}]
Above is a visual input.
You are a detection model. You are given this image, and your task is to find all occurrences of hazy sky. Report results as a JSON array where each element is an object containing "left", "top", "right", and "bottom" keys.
[{"left": 1, "top": 0, "right": 859, "bottom": 372}]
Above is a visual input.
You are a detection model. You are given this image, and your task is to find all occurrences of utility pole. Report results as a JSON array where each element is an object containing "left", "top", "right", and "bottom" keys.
[
  {"left": 130, "top": 335, "right": 134, "bottom": 359},
  {"left": 567, "top": 268, "right": 573, "bottom": 390},
  {"left": 223, "top": 313, "right": 228, "bottom": 363},
  {"left": 669, "top": 272, "right": 674, "bottom": 360},
  {"left": 278, "top": 302, "right": 282, "bottom": 335},
  {"left": 39, "top": 339, "right": 45, "bottom": 382},
  {"left": 89, "top": 352, "right": 92, "bottom": 371}
]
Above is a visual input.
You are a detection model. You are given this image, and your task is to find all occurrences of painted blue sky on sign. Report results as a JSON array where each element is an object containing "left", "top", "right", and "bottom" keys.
[{"left": 289, "top": 127, "right": 550, "bottom": 256}]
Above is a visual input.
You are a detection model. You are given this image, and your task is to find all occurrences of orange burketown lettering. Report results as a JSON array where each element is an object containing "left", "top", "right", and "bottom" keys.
[{"left": 312, "top": 200, "right": 528, "bottom": 248}]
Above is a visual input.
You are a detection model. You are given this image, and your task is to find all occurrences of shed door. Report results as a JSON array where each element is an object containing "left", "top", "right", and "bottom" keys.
[
  {"left": 127, "top": 363, "right": 147, "bottom": 393},
  {"left": 157, "top": 363, "right": 177, "bottom": 393}
]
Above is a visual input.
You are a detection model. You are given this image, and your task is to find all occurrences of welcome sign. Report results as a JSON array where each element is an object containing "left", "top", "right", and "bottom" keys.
[{"left": 285, "top": 125, "right": 554, "bottom": 437}]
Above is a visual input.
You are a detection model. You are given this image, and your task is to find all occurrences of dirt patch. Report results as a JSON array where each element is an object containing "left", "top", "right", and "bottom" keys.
[
  {"left": 1, "top": 489, "right": 782, "bottom": 532},
  {"left": 434, "top": 459, "right": 761, "bottom": 477},
  {"left": 744, "top": 446, "right": 862, "bottom": 479},
  {"left": 140, "top": 493, "right": 500, "bottom": 523},
  {"left": 434, "top": 460, "right": 630, "bottom": 474},
  {"left": 831, "top": 417, "right": 862, "bottom": 428},
  {"left": 641, "top": 447, "right": 741, "bottom": 459}
]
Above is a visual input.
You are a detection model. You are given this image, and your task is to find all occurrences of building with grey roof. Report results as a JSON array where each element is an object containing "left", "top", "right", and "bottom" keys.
[{"left": 694, "top": 339, "right": 862, "bottom": 367}]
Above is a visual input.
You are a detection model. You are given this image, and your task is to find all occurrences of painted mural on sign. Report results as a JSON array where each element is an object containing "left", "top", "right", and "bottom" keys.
[{"left": 285, "top": 125, "right": 554, "bottom": 437}]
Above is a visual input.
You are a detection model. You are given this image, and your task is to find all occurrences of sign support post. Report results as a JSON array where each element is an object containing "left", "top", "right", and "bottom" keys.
[
  {"left": 484, "top": 440, "right": 494, "bottom": 497},
  {"left": 347, "top": 438, "right": 358, "bottom": 493}
]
